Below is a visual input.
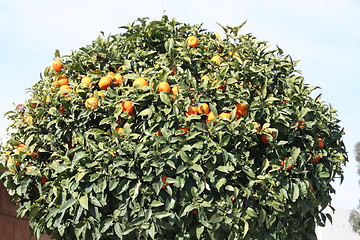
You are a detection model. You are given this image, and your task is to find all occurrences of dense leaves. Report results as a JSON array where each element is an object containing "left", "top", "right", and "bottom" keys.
[{"left": 0, "top": 16, "right": 347, "bottom": 239}]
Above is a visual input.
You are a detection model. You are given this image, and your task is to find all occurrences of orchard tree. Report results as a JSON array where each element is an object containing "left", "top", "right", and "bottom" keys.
[
  {"left": 349, "top": 142, "right": 360, "bottom": 235},
  {"left": 0, "top": 16, "right": 347, "bottom": 239}
]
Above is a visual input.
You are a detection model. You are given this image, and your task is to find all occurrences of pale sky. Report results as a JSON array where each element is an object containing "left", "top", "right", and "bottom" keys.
[{"left": 1, "top": 0, "right": 360, "bottom": 211}]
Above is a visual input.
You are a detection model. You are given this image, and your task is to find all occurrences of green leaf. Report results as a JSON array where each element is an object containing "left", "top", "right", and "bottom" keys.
[
  {"left": 138, "top": 108, "right": 153, "bottom": 116},
  {"left": 196, "top": 225, "right": 204, "bottom": 239},
  {"left": 150, "top": 200, "right": 164, "bottom": 208},
  {"left": 79, "top": 195, "right": 89, "bottom": 210},
  {"left": 58, "top": 198, "right": 77, "bottom": 213},
  {"left": 191, "top": 164, "right": 204, "bottom": 173},
  {"left": 159, "top": 92, "right": 171, "bottom": 106},
  {"left": 180, "top": 204, "right": 195, "bottom": 217},
  {"left": 154, "top": 211, "right": 172, "bottom": 219},
  {"left": 216, "top": 178, "right": 226, "bottom": 191}
]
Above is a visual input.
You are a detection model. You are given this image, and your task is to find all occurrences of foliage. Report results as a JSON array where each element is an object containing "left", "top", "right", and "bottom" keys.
[
  {"left": 0, "top": 16, "right": 347, "bottom": 239},
  {"left": 349, "top": 142, "right": 360, "bottom": 235}
]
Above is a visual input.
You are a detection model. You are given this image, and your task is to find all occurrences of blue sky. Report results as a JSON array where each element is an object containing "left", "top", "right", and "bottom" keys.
[{"left": 1, "top": 0, "right": 360, "bottom": 211}]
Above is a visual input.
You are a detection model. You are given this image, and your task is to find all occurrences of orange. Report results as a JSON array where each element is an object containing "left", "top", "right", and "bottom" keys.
[
  {"left": 197, "top": 103, "right": 210, "bottom": 114},
  {"left": 219, "top": 112, "right": 231, "bottom": 120},
  {"left": 314, "top": 155, "right": 322, "bottom": 163},
  {"left": 54, "top": 76, "right": 68, "bottom": 87},
  {"left": 200, "top": 75, "right": 210, "bottom": 81},
  {"left": 96, "top": 91, "right": 105, "bottom": 98},
  {"left": 170, "top": 85, "right": 180, "bottom": 100},
  {"left": 99, "top": 76, "right": 112, "bottom": 90},
  {"left": 261, "top": 132, "right": 275, "bottom": 145},
  {"left": 178, "top": 127, "right": 190, "bottom": 135},
  {"left": 24, "top": 115, "right": 33, "bottom": 125},
  {"left": 59, "top": 84, "right": 72, "bottom": 95},
  {"left": 317, "top": 138, "right": 325, "bottom": 148},
  {"left": 80, "top": 77, "right": 92, "bottom": 87},
  {"left": 210, "top": 55, "right": 223, "bottom": 64},
  {"left": 121, "top": 100, "right": 135, "bottom": 116},
  {"left": 186, "top": 105, "right": 198, "bottom": 117},
  {"left": 113, "top": 74, "right": 124, "bottom": 86},
  {"left": 297, "top": 119, "right": 306, "bottom": 129},
  {"left": 154, "top": 130, "right": 163, "bottom": 136},
  {"left": 116, "top": 127, "right": 124, "bottom": 137},
  {"left": 41, "top": 176, "right": 48, "bottom": 184},
  {"left": 85, "top": 97, "right": 98, "bottom": 109},
  {"left": 206, "top": 111, "right": 217, "bottom": 123},
  {"left": 133, "top": 78, "right": 148, "bottom": 87},
  {"left": 281, "top": 158, "right": 292, "bottom": 170},
  {"left": 186, "top": 36, "right": 199, "bottom": 48},
  {"left": 157, "top": 82, "right": 171, "bottom": 92},
  {"left": 235, "top": 103, "right": 248, "bottom": 117},
  {"left": 17, "top": 144, "right": 26, "bottom": 153},
  {"left": 59, "top": 106, "right": 66, "bottom": 114},
  {"left": 51, "top": 60, "right": 63, "bottom": 71}
]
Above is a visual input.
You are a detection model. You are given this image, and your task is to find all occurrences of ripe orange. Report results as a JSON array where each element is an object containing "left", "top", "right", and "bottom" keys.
[
  {"left": 313, "top": 155, "right": 322, "bottom": 163},
  {"left": 157, "top": 82, "right": 171, "bottom": 92},
  {"left": 54, "top": 76, "right": 69, "bottom": 87},
  {"left": 178, "top": 127, "right": 190, "bottom": 135},
  {"left": 219, "top": 112, "right": 231, "bottom": 120},
  {"left": 197, "top": 103, "right": 210, "bottom": 114},
  {"left": 297, "top": 119, "right": 306, "bottom": 129},
  {"left": 281, "top": 158, "right": 292, "bottom": 170},
  {"left": 154, "top": 130, "right": 163, "bottom": 136},
  {"left": 206, "top": 111, "right": 217, "bottom": 123},
  {"left": 261, "top": 132, "right": 275, "bottom": 145},
  {"left": 170, "top": 86, "right": 180, "bottom": 100},
  {"left": 96, "top": 91, "right": 105, "bottom": 98},
  {"left": 186, "top": 36, "right": 199, "bottom": 48},
  {"left": 59, "top": 84, "right": 72, "bottom": 95},
  {"left": 113, "top": 74, "right": 124, "bottom": 86},
  {"left": 41, "top": 176, "right": 48, "bottom": 184},
  {"left": 51, "top": 60, "right": 63, "bottom": 71},
  {"left": 24, "top": 115, "right": 33, "bottom": 125},
  {"left": 186, "top": 105, "right": 198, "bottom": 117},
  {"left": 121, "top": 101, "right": 135, "bottom": 116},
  {"left": 80, "top": 77, "right": 92, "bottom": 87},
  {"left": 211, "top": 55, "right": 223, "bottom": 64},
  {"left": 317, "top": 138, "right": 325, "bottom": 148},
  {"left": 17, "top": 144, "right": 26, "bottom": 153},
  {"left": 116, "top": 127, "right": 124, "bottom": 136},
  {"left": 200, "top": 75, "right": 210, "bottom": 81},
  {"left": 235, "top": 103, "right": 248, "bottom": 117},
  {"left": 59, "top": 106, "right": 66, "bottom": 114},
  {"left": 99, "top": 76, "right": 112, "bottom": 90},
  {"left": 133, "top": 78, "right": 148, "bottom": 87},
  {"left": 85, "top": 97, "right": 98, "bottom": 109}
]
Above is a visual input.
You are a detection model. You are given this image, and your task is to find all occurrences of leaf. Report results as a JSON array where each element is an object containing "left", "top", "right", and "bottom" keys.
[
  {"left": 159, "top": 92, "right": 171, "bottom": 106},
  {"left": 180, "top": 204, "right": 195, "bottom": 217},
  {"left": 243, "top": 220, "right": 249, "bottom": 238},
  {"left": 291, "top": 147, "right": 300, "bottom": 162},
  {"left": 148, "top": 223, "right": 155, "bottom": 239},
  {"left": 79, "top": 195, "right": 89, "bottom": 210},
  {"left": 289, "top": 182, "right": 300, "bottom": 202},
  {"left": 196, "top": 225, "right": 204, "bottom": 239},
  {"left": 191, "top": 164, "right": 204, "bottom": 173},
  {"left": 150, "top": 200, "right": 164, "bottom": 208},
  {"left": 138, "top": 108, "right": 153, "bottom": 116},
  {"left": 154, "top": 211, "right": 172, "bottom": 219},
  {"left": 216, "top": 178, "right": 226, "bottom": 191},
  {"left": 58, "top": 198, "right": 77, "bottom": 213},
  {"left": 114, "top": 222, "right": 122, "bottom": 238}
]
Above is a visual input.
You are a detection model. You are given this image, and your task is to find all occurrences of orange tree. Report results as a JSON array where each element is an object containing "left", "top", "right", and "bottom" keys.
[{"left": 0, "top": 16, "right": 347, "bottom": 239}]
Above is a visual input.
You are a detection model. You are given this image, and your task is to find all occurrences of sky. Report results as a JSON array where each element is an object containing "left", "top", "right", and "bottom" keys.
[{"left": 0, "top": 0, "right": 359, "bottom": 211}]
